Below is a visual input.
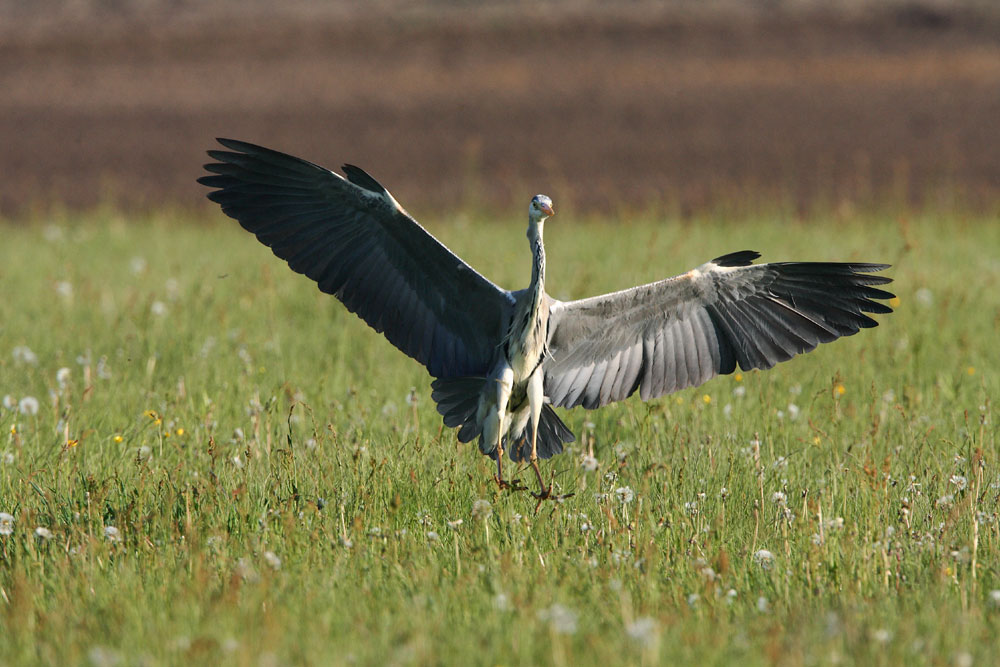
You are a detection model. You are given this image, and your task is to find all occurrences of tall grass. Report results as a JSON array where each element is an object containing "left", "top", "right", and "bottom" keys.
[{"left": 0, "top": 209, "right": 997, "bottom": 665}]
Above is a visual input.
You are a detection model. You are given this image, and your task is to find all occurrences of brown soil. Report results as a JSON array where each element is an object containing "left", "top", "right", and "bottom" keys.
[{"left": 2, "top": 4, "right": 999, "bottom": 218}]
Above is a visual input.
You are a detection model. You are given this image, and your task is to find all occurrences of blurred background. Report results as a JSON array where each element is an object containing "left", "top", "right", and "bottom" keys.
[{"left": 2, "top": 0, "right": 998, "bottom": 219}]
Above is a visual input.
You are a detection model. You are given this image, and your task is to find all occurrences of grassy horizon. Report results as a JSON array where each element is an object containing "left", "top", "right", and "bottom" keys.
[{"left": 1, "top": 209, "right": 998, "bottom": 665}]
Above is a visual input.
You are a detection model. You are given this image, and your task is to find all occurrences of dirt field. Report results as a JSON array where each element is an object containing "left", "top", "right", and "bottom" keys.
[{"left": 2, "top": 2, "right": 999, "bottom": 218}]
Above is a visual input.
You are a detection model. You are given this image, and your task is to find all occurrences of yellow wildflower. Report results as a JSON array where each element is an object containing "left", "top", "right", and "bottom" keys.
[
  {"left": 113, "top": 435, "right": 123, "bottom": 443},
  {"left": 702, "top": 394, "right": 711, "bottom": 404},
  {"left": 889, "top": 296, "right": 901, "bottom": 308},
  {"left": 734, "top": 373, "right": 743, "bottom": 382}
]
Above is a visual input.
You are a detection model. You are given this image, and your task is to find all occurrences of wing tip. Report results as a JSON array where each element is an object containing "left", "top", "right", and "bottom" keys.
[{"left": 712, "top": 250, "right": 761, "bottom": 267}]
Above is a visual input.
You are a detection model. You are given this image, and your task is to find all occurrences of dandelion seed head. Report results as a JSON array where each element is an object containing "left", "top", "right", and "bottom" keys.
[
  {"left": 757, "top": 596, "right": 770, "bottom": 613},
  {"left": 537, "top": 604, "right": 578, "bottom": 635},
  {"left": 581, "top": 455, "right": 599, "bottom": 471},
  {"left": 753, "top": 549, "right": 775, "bottom": 570},
  {"left": 687, "top": 592, "right": 700, "bottom": 607},
  {"left": 150, "top": 301, "right": 168, "bottom": 317},
  {"left": 447, "top": 519, "right": 463, "bottom": 530},
  {"left": 425, "top": 531, "right": 439, "bottom": 541},
  {"left": 0, "top": 512, "right": 14, "bottom": 535},
  {"left": 18, "top": 396, "right": 39, "bottom": 415},
  {"left": 12, "top": 346, "right": 38, "bottom": 366},
  {"left": 56, "top": 367, "right": 72, "bottom": 388},
  {"left": 471, "top": 499, "right": 492, "bottom": 521},
  {"left": 615, "top": 486, "right": 635, "bottom": 504},
  {"left": 55, "top": 281, "right": 73, "bottom": 298},
  {"left": 871, "top": 628, "right": 892, "bottom": 644},
  {"left": 34, "top": 526, "right": 53, "bottom": 540},
  {"left": 950, "top": 475, "right": 968, "bottom": 491},
  {"left": 733, "top": 386, "right": 747, "bottom": 398},
  {"left": 263, "top": 550, "right": 281, "bottom": 570},
  {"left": 103, "top": 525, "right": 120, "bottom": 542}
]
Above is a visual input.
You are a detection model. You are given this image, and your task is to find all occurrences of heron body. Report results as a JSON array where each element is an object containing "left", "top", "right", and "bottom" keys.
[{"left": 199, "top": 139, "right": 895, "bottom": 497}]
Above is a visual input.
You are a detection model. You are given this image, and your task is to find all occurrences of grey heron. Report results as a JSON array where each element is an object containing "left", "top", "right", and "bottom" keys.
[{"left": 198, "top": 139, "right": 894, "bottom": 498}]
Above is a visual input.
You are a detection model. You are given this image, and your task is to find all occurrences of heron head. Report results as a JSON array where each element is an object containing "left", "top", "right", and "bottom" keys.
[{"left": 529, "top": 194, "right": 554, "bottom": 223}]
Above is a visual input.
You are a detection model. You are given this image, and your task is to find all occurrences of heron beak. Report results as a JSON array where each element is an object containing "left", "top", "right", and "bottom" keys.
[{"left": 541, "top": 203, "right": 554, "bottom": 216}]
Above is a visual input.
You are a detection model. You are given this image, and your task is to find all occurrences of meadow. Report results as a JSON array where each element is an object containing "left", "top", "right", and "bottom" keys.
[{"left": 1, "top": 207, "right": 998, "bottom": 665}]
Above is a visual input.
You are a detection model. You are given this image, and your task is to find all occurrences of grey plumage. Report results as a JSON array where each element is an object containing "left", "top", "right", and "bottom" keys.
[{"left": 199, "top": 139, "right": 894, "bottom": 494}]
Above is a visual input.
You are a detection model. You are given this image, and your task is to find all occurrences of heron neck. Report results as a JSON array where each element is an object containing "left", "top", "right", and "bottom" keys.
[{"left": 528, "top": 222, "right": 546, "bottom": 297}]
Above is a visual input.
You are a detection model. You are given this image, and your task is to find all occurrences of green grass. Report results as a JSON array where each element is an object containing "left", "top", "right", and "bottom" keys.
[{"left": 1, "top": 208, "right": 998, "bottom": 666}]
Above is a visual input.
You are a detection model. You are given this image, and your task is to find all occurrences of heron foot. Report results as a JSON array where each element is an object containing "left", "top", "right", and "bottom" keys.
[
  {"left": 494, "top": 476, "right": 527, "bottom": 492},
  {"left": 531, "top": 485, "right": 575, "bottom": 512}
]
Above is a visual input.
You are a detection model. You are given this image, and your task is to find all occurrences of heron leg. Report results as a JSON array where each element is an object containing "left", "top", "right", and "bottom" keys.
[
  {"left": 525, "top": 370, "right": 550, "bottom": 498},
  {"left": 489, "top": 366, "right": 521, "bottom": 490}
]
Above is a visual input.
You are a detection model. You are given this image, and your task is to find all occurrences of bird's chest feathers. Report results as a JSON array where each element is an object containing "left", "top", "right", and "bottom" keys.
[{"left": 506, "top": 296, "right": 548, "bottom": 380}]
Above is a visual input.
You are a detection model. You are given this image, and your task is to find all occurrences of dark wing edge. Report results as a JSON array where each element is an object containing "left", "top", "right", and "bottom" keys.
[
  {"left": 198, "top": 138, "right": 513, "bottom": 378},
  {"left": 543, "top": 252, "right": 894, "bottom": 409}
]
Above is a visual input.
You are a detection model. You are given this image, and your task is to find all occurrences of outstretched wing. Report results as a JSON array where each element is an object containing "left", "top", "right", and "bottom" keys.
[
  {"left": 198, "top": 138, "right": 513, "bottom": 378},
  {"left": 543, "top": 250, "right": 893, "bottom": 409}
]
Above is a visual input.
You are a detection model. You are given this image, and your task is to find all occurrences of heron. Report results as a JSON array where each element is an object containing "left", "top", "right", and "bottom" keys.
[{"left": 198, "top": 139, "right": 894, "bottom": 499}]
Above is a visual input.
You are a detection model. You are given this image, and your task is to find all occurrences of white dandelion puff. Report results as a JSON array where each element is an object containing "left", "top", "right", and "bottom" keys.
[
  {"left": 34, "top": 526, "right": 54, "bottom": 540},
  {"left": 56, "top": 367, "right": 72, "bottom": 388},
  {"left": 772, "top": 491, "right": 787, "bottom": 506},
  {"left": 871, "top": 628, "right": 892, "bottom": 644},
  {"left": 581, "top": 455, "right": 599, "bottom": 471},
  {"left": 0, "top": 512, "right": 14, "bottom": 535},
  {"left": 733, "top": 385, "right": 747, "bottom": 398},
  {"left": 130, "top": 256, "right": 147, "bottom": 275},
  {"left": 150, "top": 301, "right": 168, "bottom": 317},
  {"left": 471, "top": 499, "right": 492, "bottom": 521},
  {"left": 915, "top": 288, "right": 933, "bottom": 306},
  {"left": 263, "top": 551, "right": 282, "bottom": 570},
  {"left": 55, "top": 281, "right": 73, "bottom": 299},
  {"left": 988, "top": 590, "right": 1000, "bottom": 607},
  {"left": 615, "top": 487, "right": 635, "bottom": 504},
  {"left": 165, "top": 278, "right": 180, "bottom": 301},
  {"left": 950, "top": 475, "right": 968, "bottom": 491},
  {"left": 18, "top": 396, "right": 39, "bottom": 415},
  {"left": 753, "top": 549, "right": 775, "bottom": 570},
  {"left": 447, "top": 519, "right": 463, "bottom": 530},
  {"left": 103, "top": 525, "right": 120, "bottom": 542},
  {"left": 426, "top": 530, "right": 439, "bottom": 541},
  {"left": 625, "top": 616, "right": 656, "bottom": 646},
  {"left": 493, "top": 593, "right": 510, "bottom": 611},
  {"left": 537, "top": 604, "right": 578, "bottom": 635},
  {"left": 12, "top": 346, "right": 38, "bottom": 365},
  {"left": 757, "top": 596, "right": 770, "bottom": 613}
]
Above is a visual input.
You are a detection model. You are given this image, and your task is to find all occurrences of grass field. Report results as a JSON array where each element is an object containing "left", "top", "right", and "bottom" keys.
[{"left": 1, "top": 208, "right": 998, "bottom": 665}]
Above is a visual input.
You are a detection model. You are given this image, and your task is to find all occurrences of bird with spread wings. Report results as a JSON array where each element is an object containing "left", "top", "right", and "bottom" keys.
[{"left": 199, "top": 139, "right": 894, "bottom": 500}]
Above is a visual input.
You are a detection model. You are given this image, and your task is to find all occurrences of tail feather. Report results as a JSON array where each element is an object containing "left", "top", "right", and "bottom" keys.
[
  {"left": 430, "top": 376, "right": 486, "bottom": 442},
  {"left": 506, "top": 404, "right": 576, "bottom": 462},
  {"left": 431, "top": 376, "right": 576, "bottom": 462}
]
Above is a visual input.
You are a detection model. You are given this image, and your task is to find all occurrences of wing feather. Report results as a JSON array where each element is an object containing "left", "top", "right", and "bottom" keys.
[
  {"left": 199, "top": 139, "right": 513, "bottom": 377},
  {"left": 544, "top": 253, "right": 893, "bottom": 409}
]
